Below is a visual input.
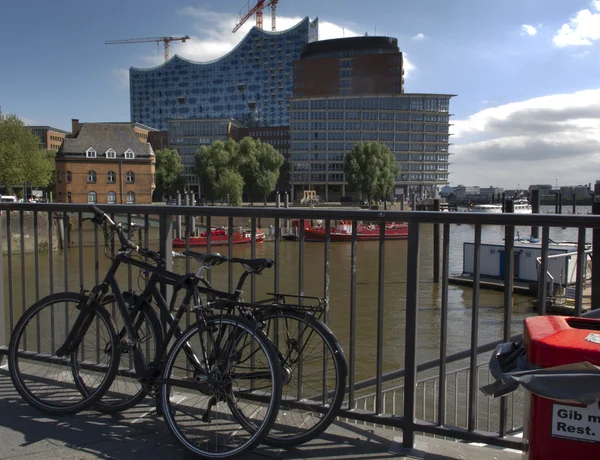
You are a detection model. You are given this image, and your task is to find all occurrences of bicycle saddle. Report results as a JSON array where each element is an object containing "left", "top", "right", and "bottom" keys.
[
  {"left": 182, "top": 251, "right": 228, "bottom": 266},
  {"left": 229, "top": 257, "right": 274, "bottom": 274}
]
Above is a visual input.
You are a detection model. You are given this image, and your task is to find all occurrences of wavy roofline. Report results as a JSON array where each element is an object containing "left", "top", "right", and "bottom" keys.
[{"left": 130, "top": 16, "right": 316, "bottom": 72}]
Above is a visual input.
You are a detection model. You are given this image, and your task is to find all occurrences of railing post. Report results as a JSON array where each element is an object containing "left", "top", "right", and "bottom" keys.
[
  {"left": 433, "top": 199, "right": 440, "bottom": 282},
  {"left": 538, "top": 227, "right": 550, "bottom": 315},
  {"left": 572, "top": 193, "right": 577, "bottom": 214},
  {"left": 593, "top": 182, "right": 600, "bottom": 310},
  {"left": 176, "top": 191, "right": 182, "bottom": 239},
  {"left": 531, "top": 189, "right": 540, "bottom": 239},
  {"left": 159, "top": 211, "right": 173, "bottom": 303},
  {"left": 403, "top": 219, "right": 420, "bottom": 449},
  {"left": 0, "top": 210, "right": 5, "bottom": 357}
]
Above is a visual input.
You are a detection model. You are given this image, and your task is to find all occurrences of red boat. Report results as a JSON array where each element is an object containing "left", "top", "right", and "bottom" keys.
[
  {"left": 304, "top": 220, "right": 408, "bottom": 242},
  {"left": 172, "top": 227, "right": 265, "bottom": 248}
]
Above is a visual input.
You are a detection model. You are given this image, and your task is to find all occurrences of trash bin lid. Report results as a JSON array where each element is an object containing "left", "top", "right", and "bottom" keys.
[{"left": 525, "top": 316, "right": 600, "bottom": 368}]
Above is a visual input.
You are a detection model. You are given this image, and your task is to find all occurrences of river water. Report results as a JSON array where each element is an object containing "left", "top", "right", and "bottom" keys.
[{"left": 1, "top": 206, "right": 591, "bottom": 387}]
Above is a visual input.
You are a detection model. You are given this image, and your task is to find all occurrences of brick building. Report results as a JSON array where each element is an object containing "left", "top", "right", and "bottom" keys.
[
  {"left": 28, "top": 126, "right": 70, "bottom": 151},
  {"left": 56, "top": 120, "right": 155, "bottom": 204}
]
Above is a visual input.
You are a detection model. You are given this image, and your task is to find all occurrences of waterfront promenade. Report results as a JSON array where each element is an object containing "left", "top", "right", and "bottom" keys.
[{"left": 0, "top": 369, "right": 520, "bottom": 459}]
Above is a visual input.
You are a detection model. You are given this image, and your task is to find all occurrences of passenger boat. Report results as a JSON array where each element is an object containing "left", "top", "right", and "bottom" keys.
[
  {"left": 469, "top": 199, "right": 532, "bottom": 214},
  {"left": 304, "top": 220, "right": 409, "bottom": 242},
  {"left": 172, "top": 227, "right": 265, "bottom": 248}
]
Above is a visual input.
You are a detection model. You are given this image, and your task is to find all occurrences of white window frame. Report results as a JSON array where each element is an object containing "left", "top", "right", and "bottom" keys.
[
  {"left": 105, "top": 148, "right": 116, "bottom": 159},
  {"left": 107, "top": 191, "right": 117, "bottom": 204},
  {"left": 124, "top": 148, "right": 135, "bottom": 159},
  {"left": 126, "top": 191, "right": 135, "bottom": 204},
  {"left": 87, "top": 191, "right": 97, "bottom": 204},
  {"left": 126, "top": 171, "right": 135, "bottom": 184},
  {"left": 86, "top": 147, "right": 97, "bottom": 158},
  {"left": 107, "top": 170, "right": 116, "bottom": 184}
]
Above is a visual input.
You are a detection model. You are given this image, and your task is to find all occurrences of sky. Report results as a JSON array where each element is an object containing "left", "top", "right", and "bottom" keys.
[{"left": 1, "top": 0, "right": 600, "bottom": 189}]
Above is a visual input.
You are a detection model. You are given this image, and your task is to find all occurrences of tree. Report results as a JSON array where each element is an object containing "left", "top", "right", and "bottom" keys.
[
  {"left": 215, "top": 168, "right": 245, "bottom": 206},
  {"left": 154, "top": 148, "right": 184, "bottom": 200},
  {"left": 344, "top": 142, "right": 399, "bottom": 204},
  {"left": 0, "top": 113, "right": 55, "bottom": 194},
  {"left": 194, "top": 139, "right": 242, "bottom": 204},
  {"left": 236, "top": 137, "right": 284, "bottom": 204}
]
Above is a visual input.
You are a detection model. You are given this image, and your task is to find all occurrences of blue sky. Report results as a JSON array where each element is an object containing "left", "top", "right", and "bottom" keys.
[{"left": 1, "top": 0, "right": 600, "bottom": 187}]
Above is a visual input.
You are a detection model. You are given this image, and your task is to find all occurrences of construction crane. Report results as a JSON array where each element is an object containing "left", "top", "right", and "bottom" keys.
[
  {"left": 233, "top": 0, "right": 279, "bottom": 33},
  {"left": 105, "top": 36, "right": 190, "bottom": 63}
]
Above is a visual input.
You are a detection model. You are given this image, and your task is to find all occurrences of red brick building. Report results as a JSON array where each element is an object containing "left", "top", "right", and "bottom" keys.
[
  {"left": 293, "top": 36, "right": 404, "bottom": 97},
  {"left": 56, "top": 120, "right": 155, "bottom": 204}
]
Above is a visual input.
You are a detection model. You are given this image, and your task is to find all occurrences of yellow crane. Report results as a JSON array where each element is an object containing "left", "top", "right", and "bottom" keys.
[{"left": 105, "top": 35, "right": 190, "bottom": 63}]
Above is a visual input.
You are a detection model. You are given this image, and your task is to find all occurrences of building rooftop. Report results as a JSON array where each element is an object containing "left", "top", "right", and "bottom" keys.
[
  {"left": 27, "top": 126, "right": 71, "bottom": 135},
  {"left": 59, "top": 123, "right": 154, "bottom": 158},
  {"left": 300, "top": 36, "right": 399, "bottom": 59}
]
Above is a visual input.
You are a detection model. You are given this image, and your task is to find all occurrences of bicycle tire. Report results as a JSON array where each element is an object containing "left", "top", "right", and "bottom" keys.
[
  {"left": 160, "top": 314, "right": 282, "bottom": 459},
  {"left": 75, "top": 292, "right": 163, "bottom": 413},
  {"left": 231, "top": 309, "right": 347, "bottom": 447},
  {"left": 8, "top": 292, "right": 120, "bottom": 415}
]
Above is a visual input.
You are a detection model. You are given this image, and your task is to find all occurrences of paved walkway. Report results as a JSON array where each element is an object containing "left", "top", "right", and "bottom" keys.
[{"left": 0, "top": 369, "right": 521, "bottom": 459}]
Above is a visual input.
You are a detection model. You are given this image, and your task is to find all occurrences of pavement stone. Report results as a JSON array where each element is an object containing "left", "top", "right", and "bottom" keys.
[{"left": 0, "top": 369, "right": 521, "bottom": 459}]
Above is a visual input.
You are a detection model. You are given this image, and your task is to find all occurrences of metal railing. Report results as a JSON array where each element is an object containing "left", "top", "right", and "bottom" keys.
[{"left": 1, "top": 202, "right": 600, "bottom": 453}]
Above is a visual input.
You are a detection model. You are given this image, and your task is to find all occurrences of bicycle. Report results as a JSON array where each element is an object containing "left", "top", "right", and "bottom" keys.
[
  {"left": 187, "top": 253, "right": 348, "bottom": 447},
  {"left": 9, "top": 206, "right": 283, "bottom": 459}
]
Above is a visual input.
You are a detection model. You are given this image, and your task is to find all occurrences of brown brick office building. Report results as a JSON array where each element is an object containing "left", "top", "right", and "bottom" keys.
[
  {"left": 55, "top": 120, "right": 155, "bottom": 204},
  {"left": 292, "top": 36, "right": 404, "bottom": 98}
]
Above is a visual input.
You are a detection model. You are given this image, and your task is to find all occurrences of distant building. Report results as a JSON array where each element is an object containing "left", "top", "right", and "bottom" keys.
[
  {"left": 28, "top": 126, "right": 70, "bottom": 151},
  {"left": 167, "top": 118, "right": 245, "bottom": 196},
  {"left": 453, "top": 185, "right": 479, "bottom": 200},
  {"left": 148, "top": 131, "right": 169, "bottom": 152},
  {"left": 289, "top": 36, "right": 452, "bottom": 202},
  {"left": 440, "top": 185, "right": 454, "bottom": 197},
  {"left": 479, "top": 186, "right": 503, "bottom": 200},
  {"left": 528, "top": 184, "right": 553, "bottom": 196},
  {"left": 560, "top": 185, "right": 592, "bottom": 199},
  {"left": 56, "top": 120, "right": 155, "bottom": 204},
  {"left": 130, "top": 17, "right": 318, "bottom": 130}
]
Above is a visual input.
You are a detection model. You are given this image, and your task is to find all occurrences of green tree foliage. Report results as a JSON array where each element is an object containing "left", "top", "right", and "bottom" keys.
[
  {"left": 344, "top": 142, "right": 399, "bottom": 203},
  {"left": 236, "top": 137, "right": 284, "bottom": 204},
  {"left": 194, "top": 137, "right": 284, "bottom": 205},
  {"left": 154, "top": 148, "right": 184, "bottom": 199},
  {"left": 194, "top": 139, "right": 241, "bottom": 204},
  {"left": 0, "top": 113, "right": 55, "bottom": 193},
  {"left": 215, "top": 168, "right": 245, "bottom": 206}
]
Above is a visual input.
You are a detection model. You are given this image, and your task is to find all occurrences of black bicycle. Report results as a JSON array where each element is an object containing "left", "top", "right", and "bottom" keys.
[{"left": 8, "top": 207, "right": 283, "bottom": 459}]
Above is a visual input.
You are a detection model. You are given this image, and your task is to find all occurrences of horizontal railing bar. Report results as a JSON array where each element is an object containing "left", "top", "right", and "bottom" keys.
[
  {"left": 352, "top": 332, "right": 522, "bottom": 394},
  {"left": 2, "top": 203, "right": 600, "bottom": 227}
]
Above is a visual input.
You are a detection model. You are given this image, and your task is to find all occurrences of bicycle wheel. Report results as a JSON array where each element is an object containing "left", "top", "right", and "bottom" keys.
[
  {"left": 75, "top": 292, "right": 163, "bottom": 413},
  {"left": 160, "top": 315, "right": 282, "bottom": 459},
  {"left": 232, "top": 309, "right": 347, "bottom": 446},
  {"left": 8, "top": 292, "right": 120, "bottom": 415}
]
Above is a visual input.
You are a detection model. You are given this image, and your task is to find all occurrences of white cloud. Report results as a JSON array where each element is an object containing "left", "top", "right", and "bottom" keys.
[
  {"left": 451, "top": 89, "right": 600, "bottom": 187},
  {"left": 521, "top": 24, "right": 537, "bottom": 36},
  {"left": 553, "top": 1, "right": 600, "bottom": 47},
  {"left": 133, "top": 8, "right": 413, "bottom": 77},
  {"left": 19, "top": 116, "right": 37, "bottom": 126},
  {"left": 411, "top": 33, "right": 425, "bottom": 41},
  {"left": 111, "top": 68, "right": 130, "bottom": 89}
]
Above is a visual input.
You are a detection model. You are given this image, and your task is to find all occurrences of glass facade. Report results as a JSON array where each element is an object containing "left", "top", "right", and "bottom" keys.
[
  {"left": 130, "top": 17, "right": 318, "bottom": 131},
  {"left": 289, "top": 94, "right": 453, "bottom": 201},
  {"left": 167, "top": 119, "right": 245, "bottom": 193}
]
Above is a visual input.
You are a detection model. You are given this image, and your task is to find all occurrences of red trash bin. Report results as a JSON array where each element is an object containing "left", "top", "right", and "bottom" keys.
[{"left": 523, "top": 315, "right": 600, "bottom": 459}]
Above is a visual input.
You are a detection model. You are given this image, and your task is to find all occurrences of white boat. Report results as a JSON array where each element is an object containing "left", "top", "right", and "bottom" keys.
[{"left": 469, "top": 199, "right": 532, "bottom": 214}]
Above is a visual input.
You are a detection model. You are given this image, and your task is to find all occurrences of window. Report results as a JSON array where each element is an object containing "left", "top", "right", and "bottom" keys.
[
  {"left": 87, "top": 191, "right": 97, "bottom": 204},
  {"left": 66, "top": 171, "right": 72, "bottom": 183},
  {"left": 86, "top": 147, "right": 96, "bottom": 158},
  {"left": 126, "top": 171, "right": 135, "bottom": 183},
  {"left": 126, "top": 191, "right": 135, "bottom": 204},
  {"left": 105, "top": 148, "right": 116, "bottom": 159},
  {"left": 57, "top": 171, "right": 62, "bottom": 183},
  {"left": 124, "top": 149, "right": 135, "bottom": 159},
  {"left": 107, "top": 170, "right": 116, "bottom": 183},
  {"left": 67, "top": 192, "right": 72, "bottom": 203},
  {"left": 107, "top": 191, "right": 117, "bottom": 204},
  {"left": 87, "top": 170, "right": 96, "bottom": 183}
]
